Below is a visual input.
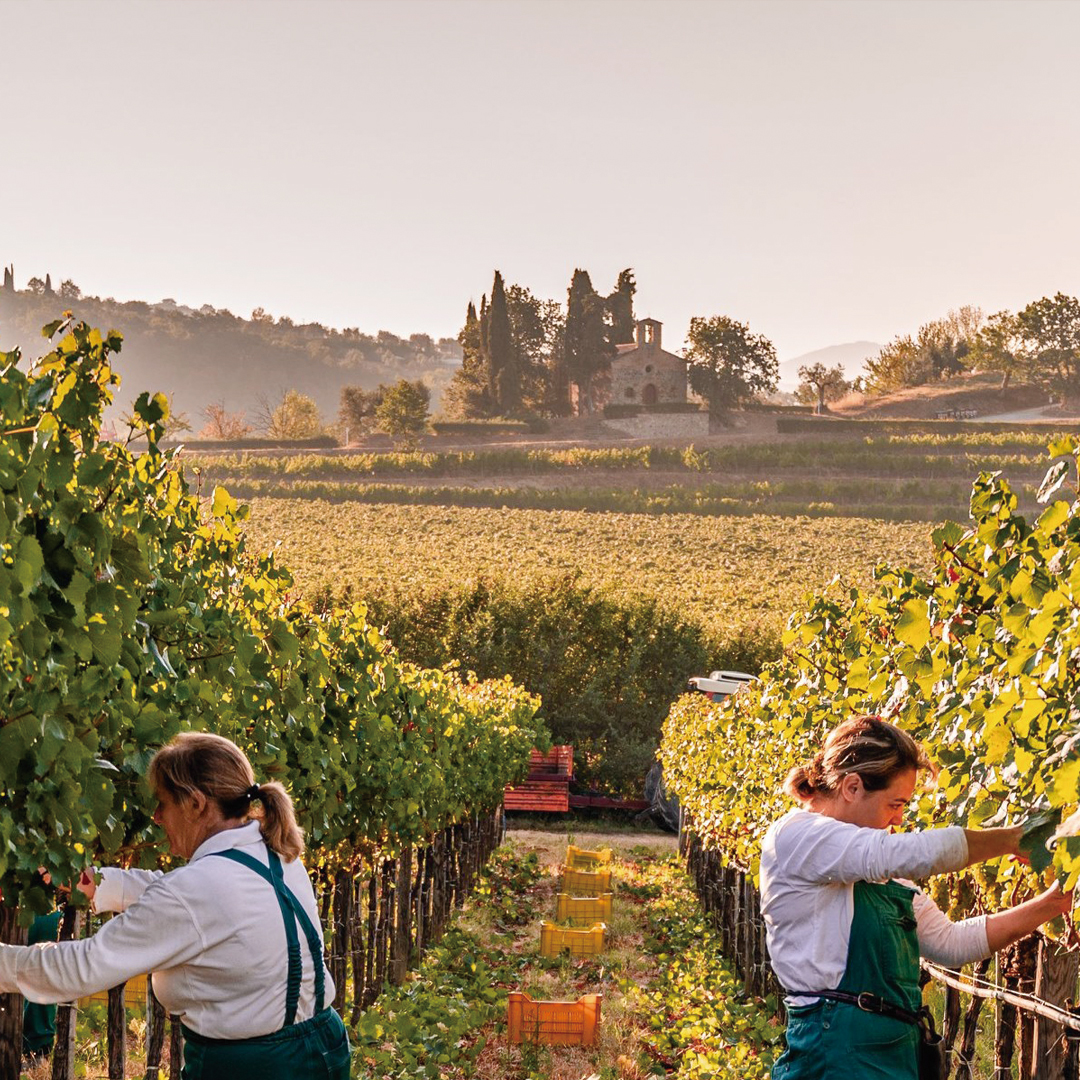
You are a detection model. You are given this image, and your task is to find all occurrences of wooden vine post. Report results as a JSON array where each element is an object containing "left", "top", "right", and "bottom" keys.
[
  {"left": 0, "top": 907, "right": 26, "bottom": 1080},
  {"left": 107, "top": 983, "right": 127, "bottom": 1079},
  {"left": 50, "top": 907, "right": 83, "bottom": 1080},
  {"left": 1032, "top": 939, "right": 1080, "bottom": 1080}
]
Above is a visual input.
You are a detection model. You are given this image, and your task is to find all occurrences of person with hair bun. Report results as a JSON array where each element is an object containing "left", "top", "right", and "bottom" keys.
[
  {"left": 762, "top": 715, "right": 1071, "bottom": 1080},
  {"left": 0, "top": 732, "right": 350, "bottom": 1080}
]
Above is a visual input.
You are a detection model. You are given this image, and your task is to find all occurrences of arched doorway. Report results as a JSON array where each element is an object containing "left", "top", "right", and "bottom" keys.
[{"left": 642, "top": 383, "right": 658, "bottom": 405}]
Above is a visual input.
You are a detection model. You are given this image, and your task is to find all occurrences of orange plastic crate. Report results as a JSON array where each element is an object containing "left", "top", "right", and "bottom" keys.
[
  {"left": 540, "top": 921, "right": 607, "bottom": 957},
  {"left": 566, "top": 844, "right": 612, "bottom": 869},
  {"left": 559, "top": 866, "right": 612, "bottom": 895},
  {"left": 555, "top": 892, "right": 613, "bottom": 926},
  {"left": 507, "top": 991, "right": 602, "bottom": 1046}
]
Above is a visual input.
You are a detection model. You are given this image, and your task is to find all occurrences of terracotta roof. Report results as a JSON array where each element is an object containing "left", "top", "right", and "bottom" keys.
[{"left": 615, "top": 343, "right": 637, "bottom": 354}]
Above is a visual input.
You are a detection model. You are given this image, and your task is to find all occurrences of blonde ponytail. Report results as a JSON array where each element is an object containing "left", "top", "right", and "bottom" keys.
[{"left": 149, "top": 733, "right": 306, "bottom": 862}]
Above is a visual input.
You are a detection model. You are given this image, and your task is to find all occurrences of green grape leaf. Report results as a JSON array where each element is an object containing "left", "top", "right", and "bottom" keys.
[
  {"left": 1019, "top": 809, "right": 1061, "bottom": 874},
  {"left": 931, "top": 521, "right": 966, "bottom": 551}
]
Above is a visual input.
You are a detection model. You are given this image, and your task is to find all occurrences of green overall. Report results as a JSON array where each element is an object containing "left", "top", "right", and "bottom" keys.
[
  {"left": 23, "top": 908, "right": 63, "bottom": 1057},
  {"left": 179, "top": 848, "right": 351, "bottom": 1080},
  {"left": 772, "top": 880, "right": 921, "bottom": 1080}
]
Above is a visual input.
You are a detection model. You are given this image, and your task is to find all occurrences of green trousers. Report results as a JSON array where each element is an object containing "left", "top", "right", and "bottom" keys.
[
  {"left": 181, "top": 1007, "right": 350, "bottom": 1080},
  {"left": 772, "top": 880, "right": 921, "bottom": 1080}
]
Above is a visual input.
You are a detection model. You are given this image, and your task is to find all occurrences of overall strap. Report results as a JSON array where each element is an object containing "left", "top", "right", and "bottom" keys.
[
  {"left": 206, "top": 849, "right": 309, "bottom": 1025},
  {"left": 266, "top": 849, "right": 326, "bottom": 1014}
]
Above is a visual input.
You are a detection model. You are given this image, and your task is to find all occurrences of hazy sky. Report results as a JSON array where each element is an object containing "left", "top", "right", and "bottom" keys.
[{"left": 3, "top": 0, "right": 1079, "bottom": 359}]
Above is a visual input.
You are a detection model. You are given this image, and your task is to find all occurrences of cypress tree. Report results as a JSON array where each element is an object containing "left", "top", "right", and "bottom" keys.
[
  {"left": 479, "top": 294, "right": 490, "bottom": 396},
  {"left": 44, "top": 273, "right": 54, "bottom": 295},
  {"left": 564, "top": 269, "right": 611, "bottom": 414},
  {"left": 607, "top": 268, "right": 636, "bottom": 347},
  {"left": 488, "top": 271, "right": 520, "bottom": 414},
  {"left": 444, "top": 300, "right": 493, "bottom": 418}
]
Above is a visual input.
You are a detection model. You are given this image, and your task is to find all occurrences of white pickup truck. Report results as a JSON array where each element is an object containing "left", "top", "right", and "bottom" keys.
[{"left": 685, "top": 669, "right": 755, "bottom": 702}]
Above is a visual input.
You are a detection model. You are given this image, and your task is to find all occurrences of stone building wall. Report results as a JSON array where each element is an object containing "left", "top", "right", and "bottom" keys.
[
  {"left": 603, "top": 411, "right": 710, "bottom": 439},
  {"left": 608, "top": 352, "right": 687, "bottom": 406}
]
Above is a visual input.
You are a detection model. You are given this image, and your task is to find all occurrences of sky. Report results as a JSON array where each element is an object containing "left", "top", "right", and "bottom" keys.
[{"left": 3, "top": 0, "right": 1080, "bottom": 361}]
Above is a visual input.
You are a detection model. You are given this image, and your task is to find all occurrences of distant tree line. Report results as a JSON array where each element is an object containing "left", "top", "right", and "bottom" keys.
[
  {"left": 844, "top": 292, "right": 1080, "bottom": 407},
  {"left": 0, "top": 271, "right": 459, "bottom": 429}
]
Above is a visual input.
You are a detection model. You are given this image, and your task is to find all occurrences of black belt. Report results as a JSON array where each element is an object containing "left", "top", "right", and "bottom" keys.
[{"left": 800, "top": 989, "right": 924, "bottom": 1027}]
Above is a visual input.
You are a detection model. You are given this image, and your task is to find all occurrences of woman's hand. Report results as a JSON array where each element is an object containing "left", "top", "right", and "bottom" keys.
[
  {"left": 1037, "top": 880, "right": 1074, "bottom": 919},
  {"left": 74, "top": 869, "right": 97, "bottom": 904}
]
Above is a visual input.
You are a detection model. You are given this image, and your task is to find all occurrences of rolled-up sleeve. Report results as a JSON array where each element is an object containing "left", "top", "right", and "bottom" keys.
[
  {"left": 93, "top": 867, "right": 165, "bottom": 914},
  {"left": 774, "top": 814, "right": 969, "bottom": 885},
  {"left": 913, "top": 889, "right": 990, "bottom": 966}
]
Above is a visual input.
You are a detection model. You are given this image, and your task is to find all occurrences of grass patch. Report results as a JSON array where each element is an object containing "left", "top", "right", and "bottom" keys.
[{"left": 352, "top": 826, "right": 777, "bottom": 1080}]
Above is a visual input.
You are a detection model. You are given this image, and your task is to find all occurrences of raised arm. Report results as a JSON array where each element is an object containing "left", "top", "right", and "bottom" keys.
[
  {"left": 963, "top": 826, "right": 1023, "bottom": 867},
  {"left": 0, "top": 878, "right": 201, "bottom": 1003},
  {"left": 88, "top": 867, "right": 166, "bottom": 914},
  {"left": 772, "top": 813, "right": 970, "bottom": 885},
  {"left": 984, "top": 883, "right": 1073, "bottom": 952}
]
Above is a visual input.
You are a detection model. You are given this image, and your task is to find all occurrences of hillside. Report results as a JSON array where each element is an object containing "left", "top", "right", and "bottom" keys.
[
  {"left": 777, "top": 340, "right": 881, "bottom": 389},
  {"left": 828, "top": 371, "right": 1056, "bottom": 420},
  {"left": 0, "top": 285, "right": 462, "bottom": 432}
]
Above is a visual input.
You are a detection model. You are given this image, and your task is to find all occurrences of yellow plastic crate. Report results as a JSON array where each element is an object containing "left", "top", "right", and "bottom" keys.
[
  {"left": 555, "top": 892, "right": 613, "bottom": 926},
  {"left": 508, "top": 991, "right": 602, "bottom": 1046},
  {"left": 566, "top": 844, "right": 612, "bottom": 869},
  {"left": 540, "top": 920, "right": 607, "bottom": 957},
  {"left": 559, "top": 866, "right": 612, "bottom": 895},
  {"left": 80, "top": 972, "right": 148, "bottom": 1007}
]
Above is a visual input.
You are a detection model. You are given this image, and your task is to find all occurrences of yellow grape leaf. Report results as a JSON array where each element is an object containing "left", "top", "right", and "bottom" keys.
[
  {"left": 984, "top": 722, "right": 1012, "bottom": 765},
  {"left": 895, "top": 599, "right": 930, "bottom": 651},
  {"left": 1051, "top": 759, "right": 1080, "bottom": 808}
]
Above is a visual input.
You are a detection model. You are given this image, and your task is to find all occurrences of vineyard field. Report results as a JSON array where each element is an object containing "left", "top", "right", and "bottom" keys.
[{"left": 243, "top": 499, "right": 935, "bottom": 644}]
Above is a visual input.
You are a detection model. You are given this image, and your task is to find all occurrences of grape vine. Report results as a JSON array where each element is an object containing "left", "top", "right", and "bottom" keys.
[
  {"left": 0, "top": 318, "right": 541, "bottom": 918},
  {"left": 660, "top": 438, "right": 1080, "bottom": 923}
]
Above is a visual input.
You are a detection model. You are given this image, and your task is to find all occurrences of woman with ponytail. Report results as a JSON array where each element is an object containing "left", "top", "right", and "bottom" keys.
[
  {"left": 0, "top": 732, "right": 349, "bottom": 1080},
  {"left": 762, "top": 715, "right": 1070, "bottom": 1080}
]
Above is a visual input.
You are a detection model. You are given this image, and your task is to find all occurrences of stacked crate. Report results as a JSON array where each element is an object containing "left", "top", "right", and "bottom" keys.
[{"left": 508, "top": 844, "right": 615, "bottom": 1047}]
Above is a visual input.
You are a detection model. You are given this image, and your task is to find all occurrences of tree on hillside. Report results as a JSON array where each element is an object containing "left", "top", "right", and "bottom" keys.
[
  {"left": 796, "top": 363, "right": 850, "bottom": 412},
  {"left": 863, "top": 307, "right": 983, "bottom": 393},
  {"left": 487, "top": 271, "right": 520, "bottom": 414},
  {"left": 26, "top": 277, "right": 46, "bottom": 296},
  {"left": 201, "top": 403, "right": 253, "bottom": 441},
  {"left": 606, "top": 268, "right": 636, "bottom": 346},
  {"left": 258, "top": 389, "right": 323, "bottom": 439},
  {"left": 339, "top": 385, "right": 385, "bottom": 439},
  {"left": 1016, "top": 292, "right": 1080, "bottom": 406},
  {"left": 564, "top": 269, "right": 612, "bottom": 415},
  {"left": 685, "top": 315, "right": 778, "bottom": 413},
  {"left": 969, "top": 310, "right": 1025, "bottom": 392},
  {"left": 59, "top": 279, "right": 81, "bottom": 301},
  {"left": 376, "top": 379, "right": 430, "bottom": 447}
]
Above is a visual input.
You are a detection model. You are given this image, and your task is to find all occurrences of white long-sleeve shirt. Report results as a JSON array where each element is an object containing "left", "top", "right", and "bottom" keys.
[
  {"left": 0, "top": 822, "right": 335, "bottom": 1039},
  {"left": 760, "top": 809, "right": 989, "bottom": 1004}
]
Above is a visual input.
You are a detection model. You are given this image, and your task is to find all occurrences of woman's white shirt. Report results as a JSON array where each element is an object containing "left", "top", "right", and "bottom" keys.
[
  {"left": 760, "top": 809, "right": 989, "bottom": 1005},
  {"left": 0, "top": 821, "right": 335, "bottom": 1039}
]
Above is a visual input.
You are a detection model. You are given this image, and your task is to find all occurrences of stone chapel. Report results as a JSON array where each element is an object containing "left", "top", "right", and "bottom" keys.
[{"left": 606, "top": 318, "right": 687, "bottom": 407}]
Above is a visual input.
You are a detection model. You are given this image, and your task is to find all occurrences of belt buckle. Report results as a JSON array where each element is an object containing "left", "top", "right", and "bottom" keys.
[{"left": 856, "top": 992, "right": 879, "bottom": 1013}]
